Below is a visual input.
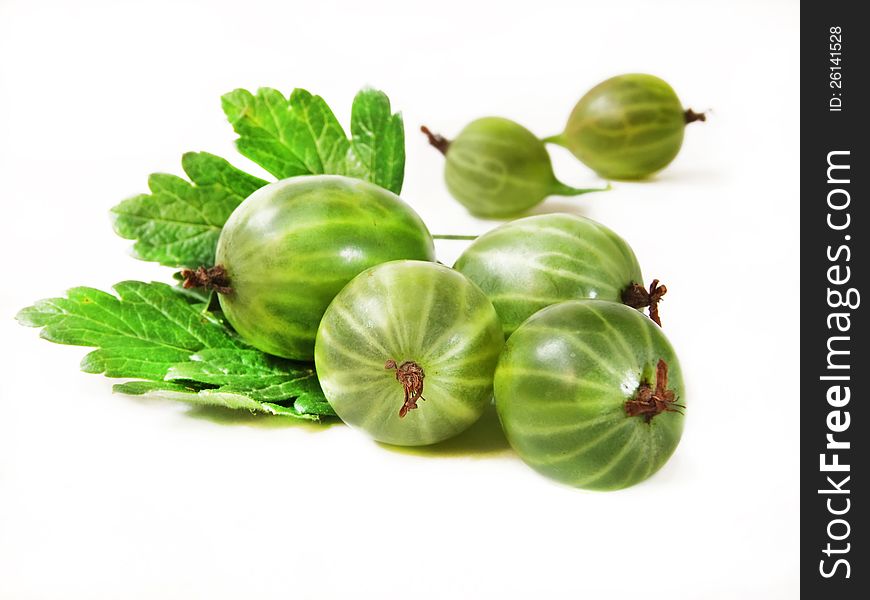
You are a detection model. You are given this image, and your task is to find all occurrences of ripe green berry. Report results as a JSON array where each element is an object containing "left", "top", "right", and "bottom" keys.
[
  {"left": 315, "top": 261, "right": 504, "bottom": 446},
  {"left": 547, "top": 74, "right": 705, "bottom": 180},
  {"left": 423, "top": 117, "right": 608, "bottom": 218},
  {"left": 453, "top": 213, "right": 665, "bottom": 337},
  {"left": 495, "top": 300, "right": 685, "bottom": 490},
  {"left": 207, "top": 175, "right": 435, "bottom": 361}
]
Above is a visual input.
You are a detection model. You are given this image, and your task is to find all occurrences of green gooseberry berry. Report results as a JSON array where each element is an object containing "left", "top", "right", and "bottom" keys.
[
  {"left": 494, "top": 300, "right": 686, "bottom": 490},
  {"left": 192, "top": 175, "right": 435, "bottom": 361},
  {"left": 453, "top": 213, "right": 665, "bottom": 337},
  {"left": 422, "top": 117, "right": 609, "bottom": 218},
  {"left": 315, "top": 260, "right": 504, "bottom": 446},
  {"left": 546, "top": 74, "right": 706, "bottom": 180}
]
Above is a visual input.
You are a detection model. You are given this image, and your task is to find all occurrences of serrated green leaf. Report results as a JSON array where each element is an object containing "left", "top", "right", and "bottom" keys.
[
  {"left": 170, "top": 278, "right": 214, "bottom": 307},
  {"left": 221, "top": 86, "right": 405, "bottom": 194},
  {"left": 292, "top": 392, "right": 336, "bottom": 418},
  {"left": 351, "top": 88, "right": 405, "bottom": 194},
  {"left": 18, "top": 281, "right": 335, "bottom": 419},
  {"left": 165, "top": 348, "right": 332, "bottom": 410},
  {"left": 221, "top": 88, "right": 316, "bottom": 179},
  {"left": 113, "top": 380, "right": 322, "bottom": 420},
  {"left": 287, "top": 88, "right": 355, "bottom": 175},
  {"left": 110, "top": 152, "right": 266, "bottom": 268},
  {"left": 16, "top": 281, "right": 245, "bottom": 381}
]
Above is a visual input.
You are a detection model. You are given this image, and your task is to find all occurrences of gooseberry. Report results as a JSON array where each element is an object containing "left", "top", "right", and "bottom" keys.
[
  {"left": 453, "top": 213, "right": 665, "bottom": 337},
  {"left": 196, "top": 175, "right": 435, "bottom": 360},
  {"left": 546, "top": 74, "right": 705, "bottom": 180},
  {"left": 494, "top": 300, "right": 685, "bottom": 490},
  {"left": 422, "top": 117, "right": 608, "bottom": 218},
  {"left": 315, "top": 260, "right": 504, "bottom": 446}
]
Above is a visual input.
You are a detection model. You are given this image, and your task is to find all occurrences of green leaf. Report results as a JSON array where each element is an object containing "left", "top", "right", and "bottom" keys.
[
  {"left": 287, "top": 88, "right": 355, "bottom": 176},
  {"left": 221, "top": 88, "right": 318, "bottom": 179},
  {"left": 221, "top": 86, "right": 405, "bottom": 194},
  {"left": 291, "top": 392, "right": 336, "bottom": 418},
  {"left": 165, "top": 348, "right": 332, "bottom": 410},
  {"left": 112, "top": 380, "right": 324, "bottom": 420},
  {"left": 16, "top": 281, "right": 245, "bottom": 381},
  {"left": 17, "top": 281, "right": 334, "bottom": 419},
  {"left": 350, "top": 88, "right": 405, "bottom": 195},
  {"left": 110, "top": 152, "right": 266, "bottom": 268},
  {"left": 170, "top": 274, "right": 215, "bottom": 306}
]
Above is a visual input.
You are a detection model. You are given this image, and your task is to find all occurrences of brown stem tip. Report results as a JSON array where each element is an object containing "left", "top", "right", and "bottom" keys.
[
  {"left": 622, "top": 280, "right": 667, "bottom": 327},
  {"left": 181, "top": 265, "right": 232, "bottom": 295},
  {"left": 684, "top": 108, "right": 708, "bottom": 124},
  {"left": 625, "top": 359, "right": 684, "bottom": 423},
  {"left": 420, "top": 126, "right": 450, "bottom": 155},
  {"left": 385, "top": 359, "right": 426, "bottom": 418}
]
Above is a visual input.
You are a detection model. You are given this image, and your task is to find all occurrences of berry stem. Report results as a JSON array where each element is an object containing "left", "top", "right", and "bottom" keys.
[
  {"left": 621, "top": 280, "right": 667, "bottom": 327},
  {"left": 551, "top": 181, "right": 612, "bottom": 197},
  {"left": 385, "top": 360, "right": 426, "bottom": 418},
  {"left": 432, "top": 234, "right": 478, "bottom": 241},
  {"left": 420, "top": 126, "right": 450, "bottom": 155},
  {"left": 541, "top": 133, "right": 568, "bottom": 147}
]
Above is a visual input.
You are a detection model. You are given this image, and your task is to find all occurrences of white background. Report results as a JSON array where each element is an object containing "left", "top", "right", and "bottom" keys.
[{"left": 0, "top": 1, "right": 799, "bottom": 598}]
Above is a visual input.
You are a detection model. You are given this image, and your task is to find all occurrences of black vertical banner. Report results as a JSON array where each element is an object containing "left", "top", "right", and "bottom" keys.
[{"left": 802, "top": 3, "right": 868, "bottom": 597}]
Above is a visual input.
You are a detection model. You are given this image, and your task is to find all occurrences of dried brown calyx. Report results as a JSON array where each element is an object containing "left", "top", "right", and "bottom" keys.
[
  {"left": 180, "top": 265, "right": 233, "bottom": 295},
  {"left": 625, "top": 359, "right": 684, "bottom": 423},
  {"left": 684, "top": 108, "right": 708, "bottom": 124},
  {"left": 420, "top": 126, "right": 450, "bottom": 155},
  {"left": 622, "top": 279, "right": 667, "bottom": 327},
  {"left": 385, "top": 359, "right": 426, "bottom": 418}
]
